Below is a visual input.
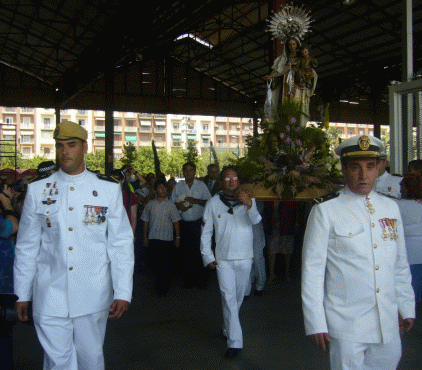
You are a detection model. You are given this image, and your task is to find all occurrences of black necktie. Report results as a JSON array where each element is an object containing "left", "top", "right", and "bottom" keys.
[{"left": 219, "top": 192, "right": 239, "bottom": 214}]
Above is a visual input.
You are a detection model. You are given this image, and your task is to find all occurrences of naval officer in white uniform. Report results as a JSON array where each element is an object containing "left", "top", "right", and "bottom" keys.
[
  {"left": 201, "top": 165, "right": 261, "bottom": 358},
  {"left": 375, "top": 151, "right": 402, "bottom": 199},
  {"left": 301, "top": 135, "right": 415, "bottom": 370},
  {"left": 14, "top": 121, "right": 134, "bottom": 370}
]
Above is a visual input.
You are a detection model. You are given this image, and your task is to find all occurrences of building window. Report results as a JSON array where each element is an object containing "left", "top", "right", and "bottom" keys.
[
  {"left": 5, "top": 117, "right": 14, "bottom": 124},
  {"left": 21, "top": 135, "right": 32, "bottom": 143},
  {"left": 21, "top": 117, "right": 31, "bottom": 127},
  {"left": 203, "top": 124, "right": 208, "bottom": 131},
  {"left": 44, "top": 148, "right": 51, "bottom": 157},
  {"left": 78, "top": 119, "right": 85, "bottom": 127},
  {"left": 44, "top": 118, "right": 51, "bottom": 128},
  {"left": 43, "top": 131, "right": 52, "bottom": 139},
  {"left": 173, "top": 123, "right": 179, "bottom": 131}
]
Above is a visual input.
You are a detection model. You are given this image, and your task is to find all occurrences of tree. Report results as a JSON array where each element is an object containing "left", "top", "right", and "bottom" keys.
[
  {"left": 326, "top": 126, "right": 341, "bottom": 153},
  {"left": 21, "top": 156, "right": 50, "bottom": 170},
  {"left": 86, "top": 150, "right": 106, "bottom": 173},
  {"left": 163, "top": 148, "right": 186, "bottom": 177},
  {"left": 0, "top": 143, "right": 20, "bottom": 169},
  {"left": 120, "top": 142, "right": 137, "bottom": 168},
  {"left": 186, "top": 141, "right": 199, "bottom": 164}
]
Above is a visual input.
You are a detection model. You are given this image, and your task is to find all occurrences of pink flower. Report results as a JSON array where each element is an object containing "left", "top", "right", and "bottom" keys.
[
  {"left": 285, "top": 137, "right": 292, "bottom": 144},
  {"left": 296, "top": 139, "right": 302, "bottom": 146},
  {"left": 295, "top": 127, "right": 300, "bottom": 133},
  {"left": 280, "top": 133, "right": 285, "bottom": 139},
  {"left": 290, "top": 117, "right": 296, "bottom": 125},
  {"left": 286, "top": 125, "right": 291, "bottom": 132}
]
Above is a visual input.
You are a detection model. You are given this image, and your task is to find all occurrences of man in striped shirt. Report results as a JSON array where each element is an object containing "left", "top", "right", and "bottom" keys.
[{"left": 141, "top": 178, "right": 181, "bottom": 297}]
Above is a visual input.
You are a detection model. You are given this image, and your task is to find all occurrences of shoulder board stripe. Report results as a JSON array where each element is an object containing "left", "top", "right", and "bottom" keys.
[
  {"left": 376, "top": 191, "right": 399, "bottom": 200},
  {"left": 313, "top": 191, "right": 340, "bottom": 205},
  {"left": 97, "top": 174, "right": 119, "bottom": 183},
  {"left": 28, "top": 173, "right": 51, "bottom": 183}
]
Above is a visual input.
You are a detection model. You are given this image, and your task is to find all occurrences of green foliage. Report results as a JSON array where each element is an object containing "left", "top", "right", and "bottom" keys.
[
  {"left": 120, "top": 142, "right": 137, "bottom": 167},
  {"left": 0, "top": 143, "right": 19, "bottom": 169},
  {"left": 186, "top": 141, "right": 199, "bottom": 164},
  {"left": 86, "top": 150, "right": 106, "bottom": 173}
]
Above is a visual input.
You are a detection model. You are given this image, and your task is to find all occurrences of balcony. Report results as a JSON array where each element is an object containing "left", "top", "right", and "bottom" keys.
[
  {"left": 154, "top": 141, "right": 166, "bottom": 147},
  {"left": 94, "top": 125, "right": 105, "bottom": 131},
  {"left": 125, "top": 112, "right": 136, "bottom": 118},
  {"left": 154, "top": 114, "right": 167, "bottom": 120},
  {"left": 114, "top": 141, "right": 123, "bottom": 146},
  {"left": 39, "top": 138, "right": 55, "bottom": 145},
  {"left": 229, "top": 130, "right": 240, "bottom": 135},
  {"left": 21, "top": 108, "right": 34, "bottom": 114},
  {"left": 216, "top": 130, "right": 227, "bottom": 135},
  {"left": 77, "top": 110, "right": 87, "bottom": 115},
  {"left": 139, "top": 113, "right": 152, "bottom": 119},
  {"left": 171, "top": 141, "right": 183, "bottom": 147},
  {"left": 94, "top": 140, "right": 105, "bottom": 146},
  {"left": 154, "top": 127, "right": 166, "bottom": 133},
  {"left": 124, "top": 126, "right": 137, "bottom": 132},
  {"left": 139, "top": 127, "right": 152, "bottom": 133},
  {"left": 21, "top": 140, "right": 34, "bottom": 144},
  {"left": 20, "top": 123, "right": 35, "bottom": 130},
  {"left": 139, "top": 140, "right": 152, "bottom": 146}
]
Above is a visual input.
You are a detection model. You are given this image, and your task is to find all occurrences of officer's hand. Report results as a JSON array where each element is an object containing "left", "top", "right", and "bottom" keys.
[
  {"left": 108, "top": 299, "right": 130, "bottom": 320},
  {"left": 237, "top": 191, "right": 252, "bottom": 209},
  {"left": 15, "top": 301, "right": 29, "bottom": 322},
  {"left": 403, "top": 318, "right": 414, "bottom": 333},
  {"left": 208, "top": 261, "right": 218, "bottom": 269},
  {"left": 308, "top": 332, "right": 331, "bottom": 351}
]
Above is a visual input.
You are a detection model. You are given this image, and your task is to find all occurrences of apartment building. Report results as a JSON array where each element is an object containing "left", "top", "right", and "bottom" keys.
[{"left": 0, "top": 106, "right": 382, "bottom": 161}]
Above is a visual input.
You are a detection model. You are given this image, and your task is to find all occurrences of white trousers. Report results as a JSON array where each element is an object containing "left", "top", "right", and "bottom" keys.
[
  {"left": 33, "top": 310, "right": 109, "bottom": 370},
  {"left": 216, "top": 259, "right": 253, "bottom": 349},
  {"left": 329, "top": 335, "right": 402, "bottom": 370}
]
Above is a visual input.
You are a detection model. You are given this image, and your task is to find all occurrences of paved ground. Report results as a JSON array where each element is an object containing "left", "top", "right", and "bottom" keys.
[{"left": 10, "top": 253, "right": 422, "bottom": 370}]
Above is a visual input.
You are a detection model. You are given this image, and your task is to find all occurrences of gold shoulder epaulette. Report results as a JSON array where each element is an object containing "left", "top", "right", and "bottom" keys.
[
  {"left": 28, "top": 173, "right": 51, "bottom": 183},
  {"left": 97, "top": 174, "right": 119, "bottom": 183},
  {"left": 313, "top": 191, "right": 340, "bottom": 205}
]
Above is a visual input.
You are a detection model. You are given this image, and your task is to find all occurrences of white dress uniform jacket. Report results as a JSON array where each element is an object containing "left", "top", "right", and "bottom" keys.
[
  {"left": 14, "top": 169, "right": 134, "bottom": 318},
  {"left": 302, "top": 187, "right": 415, "bottom": 344},
  {"left": 375, "top": 171, "right": 402, "bottom": 199},
  {"left": 201, "top": 195, "right": 261, "bottom": 266}
]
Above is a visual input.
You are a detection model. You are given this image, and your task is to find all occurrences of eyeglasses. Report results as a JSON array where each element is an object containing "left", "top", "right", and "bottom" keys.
[{"left": 224, "top": 176, "right": 238, "bottom": 181}]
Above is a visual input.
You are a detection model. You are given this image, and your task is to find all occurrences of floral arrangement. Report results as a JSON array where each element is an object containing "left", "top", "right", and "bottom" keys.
[{"left": 238, "top": 100, "right": 342, "bottom": 198}]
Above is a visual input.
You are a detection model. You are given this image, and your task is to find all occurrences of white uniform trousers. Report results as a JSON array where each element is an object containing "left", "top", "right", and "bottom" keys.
[
  {"left": 329, "top": 335, "right": 402, "bottom": 370},
  {"left": 33, "top": 309, "right": 109, "bottom": 370},
  {"left": 216, "top": 259, "right": 253, "bottom": 349}
]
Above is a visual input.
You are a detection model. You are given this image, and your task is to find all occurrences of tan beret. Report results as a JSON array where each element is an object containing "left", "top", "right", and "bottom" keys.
[{"left": 53, "top": 121, "right": 88, "bottom": 141}]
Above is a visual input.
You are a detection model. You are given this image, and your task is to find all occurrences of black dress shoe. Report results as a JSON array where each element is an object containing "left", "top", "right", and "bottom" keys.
[
  {"left": 254, "top": 289, "right": 264, "bottom": 297},
  {"left": 225, "top": 348, "right": 242, "bottom": 358}
]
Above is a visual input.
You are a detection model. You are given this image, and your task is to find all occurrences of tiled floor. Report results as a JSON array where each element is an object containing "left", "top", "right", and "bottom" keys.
[{"left": 11, "top": 260, "right": 422, "bottom": 370}]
